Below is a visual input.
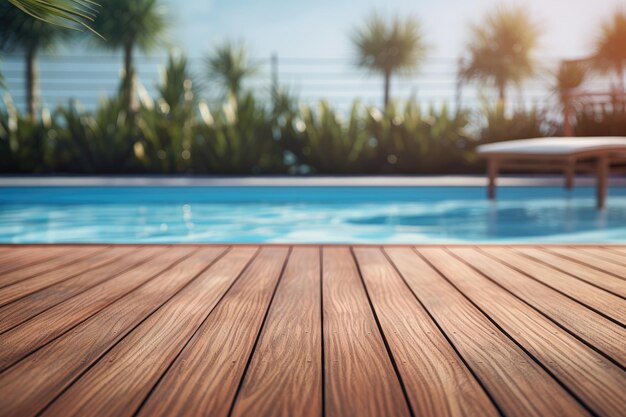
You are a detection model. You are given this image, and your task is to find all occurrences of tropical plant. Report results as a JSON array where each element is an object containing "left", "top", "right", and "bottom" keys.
[
  {"left": 477, "top": 101, "right": 548, "bottom": 144},
  {"left": 8, "top": 0, "right": 99, "bottom": 31},
  {"left": 156, "top": 54, "right": 197, "bottom": 112},
  {"left": 0, "top": 95, "right": 54, "bottom": 172},
  {"left": 592, "top": 8, "right": 626, "bottom": 90},
  {"left": 459, "top": 5, "right": 541, "bottom": 104},
  {"left": 135, "top": 54, "right": 196, "bottom": 173},
  {"left": 352, "top": 12, "right": 427, "bottom": 108},
  {"left": 364, "top": 101, "right": 471, "bottom": 173},
  {"left": 0, "top": 88, "right": 569, "bottom": 175},
  {"left": 0, "top": 2, "right": 71, "bottom": 119},
  {"left": 205, "top": 41, "right": 258, "bottom": 104},
  {"left": 192, "top": 92, "right": 285, "bottom": 174},
  {"left": 288, "top": 101, "right": 372, "bottom": 174},
  {"left": 575, "top": 108, "right": 626, "bottom": 137},
  {"left": 90, "top": 0, "right": 168, "bottom": 112},
  {"left": 51, "top": 97, "right": 137, "bottom": 173},
  {"left": 552, "top": 60, "right": 588, "bottom": 98}
]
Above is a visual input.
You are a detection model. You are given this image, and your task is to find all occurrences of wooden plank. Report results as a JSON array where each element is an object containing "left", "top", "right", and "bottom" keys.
[
  {"left": 0, "top": 246, "right": 105, "bottom": 288},
  {"left": 474, "top": 247, "right": 626, "bottom": 367},
  {"left": 0, "top": 246, "right": 77, "bottom": 276},
  {"left": 386, "top": 247, "right": 590, "bottom": 417},
  {"left": 353, "top": 247, "right": 499, "bottom": 417},
  {"left": 432, "top": 248, "right": 626, "bottom": 417},
  {"left": 481, "top": 249, "right": 626, "bottom": 325},
  {"left": 579, "top": 247, "right": 626, "bottom": 268},
  {"left": 134, "top": 247, "right": 288, "bottom": 417},
  {"left": 42, "top": 246, "right": 256, "bottom": 417},
  {"left": 603, "top": 246, "right": 626, "bottom": 257},
  {"left": 0, "top": 246, "right": 209, "bottom": 417},
  {"left": 322, "top": 247, "right": 411, "bottom": 417},
  {"left": 513, "top": 247, "right": 626, "bottom": 298},
  {"left": 0, "top": 247, "right": 120, "bottom": 307},
  {"left": 230, "top": 247, "right": 323, "bottom": 417},
  {"left": 0, "top": 246, "right": 197, "bottom": 372},
  {"left": 0, "top": 246, "right": 165, "bottom": 333},
  {"left": 545, "top": 247, "right": 626, "bottom": 278}
]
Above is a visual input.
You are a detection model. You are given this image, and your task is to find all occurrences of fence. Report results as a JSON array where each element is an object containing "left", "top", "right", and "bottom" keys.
[{"left": 0, "top": 52, "right": 612, "bottom": 117}]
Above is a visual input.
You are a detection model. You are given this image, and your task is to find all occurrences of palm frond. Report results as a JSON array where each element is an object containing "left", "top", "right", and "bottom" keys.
[
  {"left": 8, "top": 0, "right": 101, "bottom": 34},
  {"left": 459, "top": 5, "right": 541, "bottom": 97},
  {"left": 552, "top": 60, "right": 588, "bottom": 94},
  {"left": 592, "top": 7, "right": 626, "bottom": 84},
  {"left": 205, "top": 41, "right": 258, "bottom": 100},
  {"left": 352, "top": 12, "right": 427, "bottom": 75},
  {"left": 90, "top": 0, "right": 168, "bottom": 50}
]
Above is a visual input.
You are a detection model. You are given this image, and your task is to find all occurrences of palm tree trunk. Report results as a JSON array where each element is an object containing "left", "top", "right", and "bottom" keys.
[
  {"left": 25, "top": 46, "right": 38, "bottom": 120},
  {"left": 383, "top": 70, "right": 391, "bottom": 108},
  {"left": 122, "top": 42, "right": 137, "bottom": 112}
]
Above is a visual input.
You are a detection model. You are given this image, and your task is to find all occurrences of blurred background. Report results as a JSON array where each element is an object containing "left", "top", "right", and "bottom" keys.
[{"left": 1, "top": 0, "right": 625, "bottom": 175}]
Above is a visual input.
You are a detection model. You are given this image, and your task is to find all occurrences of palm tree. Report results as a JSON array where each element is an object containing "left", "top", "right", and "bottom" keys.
[
  {"left": 205, "top": 41, "right": 257, "bottom": 104},
  {"left": 0, "top": 3, "right": 71, "bottom": 119},
  {"left": 592, "top": 8, "right": 626, "bottom": 90},
  {"left": 91, "top": 0, "right": 167, "bottom": 111},
  {"left": 551, "top": 60, "right": 589, "bottom": 135},
  {"left": 352, "top": 12, "right": 427, "bottom": 108},
  {"left": 552, "top": 60, "right": 588, "bottom": 103},
  {"left": 459, "top": 5, "right": 541, "bottom": 104}
]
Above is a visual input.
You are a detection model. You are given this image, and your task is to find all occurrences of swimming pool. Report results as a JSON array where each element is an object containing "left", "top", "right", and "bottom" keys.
[{"left": 1, "top": 186, "right": 626, "bottom": 243}]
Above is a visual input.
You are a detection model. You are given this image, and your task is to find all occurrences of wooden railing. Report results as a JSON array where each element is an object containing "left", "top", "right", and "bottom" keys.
[{"left": 563, "top": 91, "right": 626, "bottom": 136}]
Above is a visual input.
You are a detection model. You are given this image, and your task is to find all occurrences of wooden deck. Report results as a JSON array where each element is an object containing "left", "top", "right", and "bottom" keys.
[{"left": 0, "top": 245, "right": 625, "bottom": 417}]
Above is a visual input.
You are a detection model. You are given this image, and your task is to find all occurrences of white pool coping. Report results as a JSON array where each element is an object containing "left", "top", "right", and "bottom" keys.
[{"left": 1, "top": 175, "right": 626, "bottom": 187}]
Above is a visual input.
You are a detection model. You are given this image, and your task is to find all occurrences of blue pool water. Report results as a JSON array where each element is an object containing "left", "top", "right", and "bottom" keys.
[{"left": 1, "top": 186, "right": 626, "bottom": 243}]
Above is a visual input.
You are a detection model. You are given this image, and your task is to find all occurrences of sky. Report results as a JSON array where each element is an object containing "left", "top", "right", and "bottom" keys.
[
  {"left": 4, "top": 0, "right": 625, "bottom": 111},
  {"left": 166, "top": 0, "right": 623, "bottom": 60}
]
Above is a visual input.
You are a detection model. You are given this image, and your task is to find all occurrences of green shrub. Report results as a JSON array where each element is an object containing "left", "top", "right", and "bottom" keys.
[
  {"left": 133, "top": 54, "right": 196, "bottom": 173},
  {"left": 50, "top": 98, "right": 137, "bottom": 173},
  {"left": 0, "top": 87, "right": 578, "bottom": 175},
  {"left": 191, "top": 93, "right": 286, "bottom": 174},
  {"left": 0, "top": 96, "right": 53, "bottom": 173},
  {"left": 477, "top": 101, "right": 547, "bottom": 144},
  {"left": 365, "top": 101, "right": 471, "bottom": 174},
  {"left": 287, "top": 101, "right": 372, "bottom": 174}
]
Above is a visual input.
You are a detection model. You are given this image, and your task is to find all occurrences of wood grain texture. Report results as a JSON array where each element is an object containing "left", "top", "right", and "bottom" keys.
[
  {"left": 0, "top": 246, "right": 105, "bottom": 289},
  {"left": 480, "top": 247, "right": 626, "bottom": 367},
  {"left": 0, "top": 246, "right": 76, "bottom": 276},
  {"left": 546, "top": 247, "right": 626, "bottom": 278},
  {"left": 42, "top": 246, "right": 253, "bottom": 417},
  {"left": 0, "top": 246, "right": 165, "bottom": 334},
  {"left": 514, "top": 247, "right": 626, "bottom": 298},
  {"left": 353, "top": 247, "right": 499, "bottom": 417},
  {"left": 481, "top": 248, "right": 626, "bottom": 325},
  {"left": 0, "top": 244, "right": 624, "bottom": 417},
  {"left": 602, "top": 246, "right": 626, "bottom": 258},
  {"left": 0, "top": 246, "right": 191, "bottom": 371},
  {"left": 136, "top": 247, "right": 289, "bottom": 417},
  {"left": 578, "top": 247, "right": 626, "bottom": 269},
  {"left": 0, "top": 246, "right": 115, "bottom": 307},
  {"left": 387, "top": 247, "right": 590, "bottom": 417},
  {"left": 322, "top": 247, "right": 411, "bottom": 417},
  {"left": 231, "top": 247, "right": 323, "bottom": 417},
  {"left": 0, "top": 246, "right": 200, "bottom": 417},
  {"left": 434, "top": 248, "right": 626, "bottom": 417}
]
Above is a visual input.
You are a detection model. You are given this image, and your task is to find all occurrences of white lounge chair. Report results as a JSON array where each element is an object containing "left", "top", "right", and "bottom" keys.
[{"left": 477, "top": 136, "right": 626, "bottom": 208}]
